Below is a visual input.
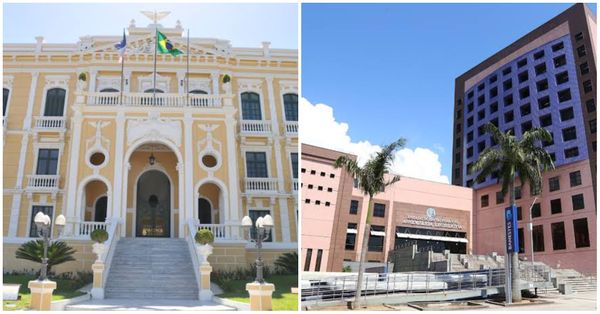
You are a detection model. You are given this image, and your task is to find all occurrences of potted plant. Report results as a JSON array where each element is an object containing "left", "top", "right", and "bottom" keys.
[
  {"left": 90, "top": 229, "right": 109, "bottom": 263},
  {"left": 195, "top": 228, "right": 214, "bottom": 264},
  {"left": 77, "top": 72, "right": 88, "bottom": 92},
  {"left": 78, "top": 72, "right": 87, "bottom": 82},
  {"left": 222, "top": 74, "right": 232, "bottom": 94}
]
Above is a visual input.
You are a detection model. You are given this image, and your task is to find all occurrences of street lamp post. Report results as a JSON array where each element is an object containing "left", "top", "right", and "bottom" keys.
[
  {"left": 33, "top": 212, "right": 66, "bottom": 281},
  {"left": 241, "top": 214, "right": 273, "bottom": 283}
]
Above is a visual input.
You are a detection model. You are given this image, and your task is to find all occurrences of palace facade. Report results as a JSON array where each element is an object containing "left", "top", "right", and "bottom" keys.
[{"left": 3, "top": 19, "right": 298, "bottom": 274}]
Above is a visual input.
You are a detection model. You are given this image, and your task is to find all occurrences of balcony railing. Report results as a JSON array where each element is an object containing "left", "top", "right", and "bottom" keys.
[
  {"left": 86, "top": 92, "right": 223, "bottom": 108},
  {"left": 196, "top": 223, "right": 242, "bottom": 241},
  {"left": 293, "top": 179, "right": 299, "bottom": 191},
  {"left": 34, "top": 116, "right": 66, "bottom": 131},
  {"left": 284, "top": 121, "right": 298, "bottom": 136},
  {"left": 75, "top": 221, "right": 107, "bottom": 239},
  {"left": 27, "top": 174, "right": 59, "bottom": 191},
  {"left": 240, "top": 120, "right": 272, "bottom": 135},
  {"left": 245, "top": 177, "right": 279, "bottom": 193}
]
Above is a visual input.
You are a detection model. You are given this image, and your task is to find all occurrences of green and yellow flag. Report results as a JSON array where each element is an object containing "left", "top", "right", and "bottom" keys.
[{"left": 157, "top": 30, "right": 183, "bottom": 56}]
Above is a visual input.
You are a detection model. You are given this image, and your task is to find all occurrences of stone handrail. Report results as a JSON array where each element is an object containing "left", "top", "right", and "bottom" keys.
[
  {"left": 27, "top": 174, "right": 59, "bottom": 190},
  {"left": 34, "top": 116, "right": 66, "bottom": 130},
  {"left": 76, "top": 221, "right": 107, "bottom": 238},
  {"left": 86, "top": 92, "right": 223, "bottom": 108},
  {"left": 197, "top": 223, "right": 242, "bottom": 241},
  {"left": 102, "top": 219, "right": 120, "bottom": 288},
  {"left": 284, "top": 121, "right": 298, "bottom": 135},
  {"left": 240, "top": 120, "right": 272, "bottom": 135},
  {"left": 186, "top": 219, "right": 202, "bottom": 298},
  {"left": 246, "top": 177, "right": 279, "bottom": 192}
]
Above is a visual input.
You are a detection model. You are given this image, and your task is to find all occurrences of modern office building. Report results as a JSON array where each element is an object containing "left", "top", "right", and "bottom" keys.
[
  {"left": 3, "top": 16, "right": 298, "bottom": 279},
  {"left": 301, "top": 144, "right": 473, "bottom": 272},
  {"left": 452, "top": 3, "right": 596, "bottom": 274}
]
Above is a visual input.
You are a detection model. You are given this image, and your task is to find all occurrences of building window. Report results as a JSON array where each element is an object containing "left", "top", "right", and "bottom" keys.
[
  {"left": 503, "top": 79, "right": 512, "bottom": 91},
  {"left": 349, "top": 200, "right": 359, "bottom": 215},
  {"left": 504, "top": 110, "right": 514, "bottom": 123},
  {"left": 467, "top": 102, "right": 474, "bottom": 112},
  {"left": 520, "top": 103, "right": 531, "bottom": 117},
  {"left": 29, "top": 205, "right": 53, "bottom": 237},
  {"left": 590, "top": 119, "right": 596, "bottom": 133},
  {"left": 305, "top": 199, "right": 310, "bottom": 204},
  {"left": 317, "top": 186, "right": 323, "bottom": 191},
  {"left": 329, "top": 173, "right": 335, "bottom": 178},
  {"left": 550, "top": 198, "right": 562, "bottom": 214},
  {"left": 489, "top": 87, "right": 498, "bottom": 98},
  {"left": 345, "top": 223, "right": 357, "bottom": 250},
  {"left": 533, "top": 50, "right": 545, "bottom": 60},
  {"left": 304, "top": 249, "right": 312, "bottom": 271},
  {"left": 560, "top": 107, "right": 574, "bottom": 121},
  {"left": 467, "top": 116, "right": 473, "bottom": 127},
  {"left": 573, "top": 218, "right": 590, "bottom": 248},
  {"left": 466, "top": 179, "right": 473, "bottom": 187},
  {"left": 467, "top": 131, "right": 473, "bottom": 142},
  {"left": 555, "top": 71, "right": 569, "bottom": 85},
  {"left": 467, "top": 91, "right": 474, "bottom": 99},
  {"left": 477, "top": 141, "right": 486, "bottom": 153},
  {"left": 583, "top": 80, "right": 593, "bottom": 94},
  {"left": 467, "top": 146, "right": 473, "bottom": 158},
  {"left": 314, "top": 249, "right": 323, "bottom": 271},
  {"left": 539, "top": 114, "right": 552, "bottom": 127},
  {"left": 478, "top": 95, "right": 485, "bottom": 106},
  {"left": 43, "top": 88, "right": 66, "bottom": 117},
  {"left": 551, "top": 222, "right": 566, "bottom": 251},
  {"left": 249, "top": 209, "right": 272, "bottom": 242},
  {"left": 490, "top": 74, "right": 498, "bottom": 83},
  {"left": 373, "top": 203, "right": 386, "bottom": 217},
  {"left": 538, "top": 96, "right": 550, "bottom": 110},
  {"left": 534, "top": 63, "right": 547, "bottom": 76},
  {"left": 315, "top": 200, "right": 321, "bottom": 205},
  {"left": 290, "top": 153, "right": 298, "bottom": 179},
  {"left": 490, "top": 102, "right": 498, "bottom": 113},
  {"left": 245, "top": 152, "right": 268, "bottom": 177},
  {"left": 557, "top": 88, "right": 572, "bottom": 103},
  {"left": 542, "top": 132, "right": 554, "bottom": 147},
  {"left": 553, "top": 55, "right": 566, "bottom": 68},
  {"left": 496, "top": 191, "right": 504, "bottom": 204},
  {"left": 478, "top": 125, "right": 485, "bottom": 136},
  {"left": 518, "top": 71, "right": 528, "bottom": 83},
  {"left": 517, "top": 206, "right": 522, "bottom": 220},
  {"left": 586, "top": 99, "right": 596, "bottom": 113},
  {"left": 536, "top": 79, "right": 548, "bottom": 92},
  {"left": 569, "top": 171, "right": 582, "bottom": 187},
  {"left": 307, "top": 184, "right": 313, "bottom": 189},
  {"left": 580, "top": 62, "right": 590, "bottom": 75},
  {"left": 574, "top": 32, "right": 584, "bottom": 41},
  {"left": 577, "top": 45, "right": 586, "bottom": 57},
  {"left": 477, "top": 109, "right": 485, "bottom": 120},
  {"left": 531, "top": 203, "right": 541, "bottom": 218},
  {"left": 517, "top": 58, "right": 528, "bottom": 68},
  {"left": 3, "top": 88, "right": 9, "bottom": 116},
  {"left": 572, "top": 194, "right": 584, "bottom": 210},
  {"left": 551, "top": 41, "right": 564, "bottom": 52},
  {"left": 241, "top": 92, "right": 262, "bottom": 120},
  {"left": 562, "top": 126, "right": 577, "bottom": 142},
  {"left": 283, "top": 93, "right": 298, "bottom": 121},
  {"left": 502, "top": 67, "right": 512, "bottom": 76},
  {"left": 548, "top": 176, "right": 560, "bottom": 192},
  {"left": 519, "top": 86, "right": 530, "bottom": 99},
  {"left": 532, "top": 225, "right": 545, "bottom": 252},
  {"left": 310, "top": 170, "right": 316, "bottom": 175},
  {"left": 514, "top": 186, "right": 522, "bottom": 200},
  {"left": 368, "top": 225, "right": 385, "bottom": 252},
  {"left": 518, "top": 228, "right": 525, "bottom": 254},
  {"left": 36, "top": 149, "right": 59, "bottom": 175},
  {"left": 481, "top": 194, "right": 489, "bottom": 207},
  {"left": 521, "top": 121, "right": 532, "bottom": 133},
  {"left": 564, "top": 147, "right": 579, "bottom": 158},
  {"left": 504, "top": 94, "right": 513, "bottom": 106},
  {"left": 320, "top": 171, "right": 326, "bottom": 177}
]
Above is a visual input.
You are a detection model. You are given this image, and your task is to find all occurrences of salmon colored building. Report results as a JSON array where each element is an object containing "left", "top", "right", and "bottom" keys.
[{"left": 301, "top": 144, "right": 473, "bottom": 272}]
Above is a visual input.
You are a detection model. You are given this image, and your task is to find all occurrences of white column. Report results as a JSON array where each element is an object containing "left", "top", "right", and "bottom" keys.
[
  {"left": 64, "top": 107, "right": 84, "bottom": 235},
  {"left": 22, "top": 72, "right": 39, "bottom": 130},
  {"left": 111, "top": 112, "right": 125, "bottom": 221},
  {"left": 119, "top": 162, "right": 130, "bottom": 237},
  {"left": 264, "top": 76, "right": 280, "bottom": 134},
  {"left": 210, "top": 71, "right": 220, "bottom": 95},
  {"left": 177, "top": 162, "right": 186, "bottom": 238},
  {"left": 183, "top": 113, "right": 194, "bottom": 232},
  {"left": 8, "top": 193, "right": 23, "bottom": 237},
  {"left": 88, "top": 70, "right": 97, "bottom": 93},
  {"left": 223, "top": 102, "right": 240, "bottom": 229}
]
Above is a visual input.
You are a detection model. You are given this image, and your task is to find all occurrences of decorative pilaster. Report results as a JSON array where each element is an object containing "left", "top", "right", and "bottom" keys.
[
  {"left": 210, "top": 71, "right": 220, "bottom": 95},
  {"left": 112, "top": 112, "right": 125, "bottom": 222},
  {"left": 88, "top": 70, "right": 97, "bottom": 93},
  {"left": 177, "top": 162, "right": 186, "bottom": 238},
  {"left": 22, "top": 71, "right": 39, "bottom": 130},
  {"left": 64, "top": 106, "right": 84, "bottom": 235},
  {"left": 264, "top": 76, "right": 280, "bottom": 134},
  {"left": 223, "top": 102, "right": 240, "bottom": 231},
  {"left": 28, "top": 280, "right": 56, "bottom": 311},
  {"left": 183, "top": 113, "right": 194, "bottom": 235}
]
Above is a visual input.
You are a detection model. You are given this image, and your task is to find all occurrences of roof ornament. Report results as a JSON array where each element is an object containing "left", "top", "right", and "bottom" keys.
[{"left": 140, "top": 10, "right": 171, "bottom": 25}]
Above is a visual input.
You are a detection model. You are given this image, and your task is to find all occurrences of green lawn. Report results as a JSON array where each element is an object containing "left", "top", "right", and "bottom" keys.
[
  {"left": 217, "top": 274, "right": 298, "bottom": 311},
  {"left": 3, "top": 274, "right": 87, "bottom": 311}
]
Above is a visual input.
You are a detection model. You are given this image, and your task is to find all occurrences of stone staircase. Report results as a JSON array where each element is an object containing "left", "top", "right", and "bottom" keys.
[
  {"left": 104, "top": 238, "right": 199, "bottom": 300},
  {"left": 553, "top": 268, "right": 597, "bottom": 293}
]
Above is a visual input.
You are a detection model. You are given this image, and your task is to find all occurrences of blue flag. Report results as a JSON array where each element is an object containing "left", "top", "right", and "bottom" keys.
[{"left": 114, "top": 30, "right": 127, "bottom": 56}]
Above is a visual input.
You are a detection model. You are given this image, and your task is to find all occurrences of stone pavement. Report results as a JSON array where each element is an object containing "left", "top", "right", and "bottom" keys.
[{"left": 65, "top": 299, "right": 237, "bottom": 311}]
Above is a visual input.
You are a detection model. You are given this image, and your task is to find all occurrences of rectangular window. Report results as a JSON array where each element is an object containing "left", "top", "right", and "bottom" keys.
[
  {"left": 549, "top": 176, "right": 560, "bottom": 192},
  {"left": 572, "top": 194, "right": 584, "bottom": 210},
  {"left": 550, "top": 198, "right": 562, "bottom": 214},
  {"left": 249, "top": 209, "right": 272, "bottom": 242},
  {"left": 504, "top": 94, "right": 513, "bottom": 106},
  {"left": 29, "top": 205, "right": 53, "bottom": 237},
  {"left": 345, "top": 224, "right": 357, "bottom": 250},
  {"left": 555, "top": 71, "right": 569, "bottom": 85},
  {"left": 490, "top": 74, "right": 498, "bottom": 83},
  {"left": 575, "top": 32, "right": 584, "bottom": 41},
  {"left": 477, "top": 109, "right": 485, "bottom": 120},
  {"left": 36, "top": 149, "right": 59, "bottom": 175},
  {"left": 477, "top": 141, "right": 486, "bottom": 153},
  {"left": 245, "top": 152, "right": 268, "bottom": 178},
  {"left": 532, "top": 225, "right": 545, "bottom": 252},
  {"left": 3, "top": 88, "right": 9, "bottom": 116},
  {"left": 467, "top": 146, "right": 473, "bottom": 158},
  {"left": 519, "top": 86, "right": 530, "bottom": 99},
  {"left": 590, "top": 119, "right": 596, "bottom": 133},
  {"left": 496, "top": 191, "right": 504, "bottom": 204},
  {"left": 304, "top": 249, "right": 312, "bottom": 271},
  {"left": 467, "top": 116, "right": 473, "bottom": 127},
  {"left": 368, "top": 225, "right": 385, "bottom": 252},
  {"left": 503, "top": 79, "right": 512, "bottom": 91},
  {"left": 564, "top": 147, "right": 579, "bottom": 158},
  {"left": 521, "top": 121, "right": 532, "bottom": 133},
  {"left": 467, "top": 90, "right": 474, "bottom": 99},
  {"left": 580, "top": 62, "right": 590, "bottom": 75},
  {"left": 551, "top": 222, "right": 566, "bottom": 250},
  {"left": 315, "top": 249, "right": 323, "bottom": 271},
  {"left": 539, "top": 114, "right": 552, "bottom": 127},
  {"left": 553, "top": 55, "right": 566, "bottom": 68},
  {"left": 533, "top": 50, "right": 545, "bottom": 60},
  {"left": 490, "top": 102, "right": 498, "bottom": 113},
  {"left": 560, "top": 107, "right": 574, "bottom": 121},
  {"left": 583, "top": 80, "right": 593, "bottom": 94},
  {"left": 558, "top": 88, "right": 572, "bottom": 103},
  {"left": 534, "top": 63, "right": 547, "bottom": 76},
  {"left": 283, "top": 94, "right": 298, "bottom": 121},
  {"left": 241, "top": 93, "right": 262, "bottom": 120},
  {"left": 538, "top": 96, "right": 550, "bottom": 110},
  {"left": 515, "top": 186, "right": 522, "bottom": 200},
  {"left": 489, "top": 87, "right": 498, "bottom": 98},
  {"left": 562, "top": 126, "right": 577, "bottom": 142},
  {"left": 467, "top": 102, "right": 474, "bottom": 112},
  {"left": 478, "top": 95, "right": 485, "bottom": 106},
  {"left": 536, "top": 79, "right": 548, "bottom": 92},
  {"left": 481, "top": 194, "right": 489, "bottom": 207},
  {"left": 569, "top": 171, "right": 582, "bottom": 187},
  {"left": 531, "top": 203, "right": 541, "bottom": 218},
  {"left": 517, "top": 206, "right": 522, "bottom": 221},
  {"left": 517, "top": 58, "right": 528, "bottom": 68},
  {"left": 478, "top": 83, "right": 485, "bottom": 91},
  {"left": 586, "top": 99, "right": 596, "bottom": 113},
  {"left": 502, "top": 67, "right": 512, "bottom": 76},
  {"left": 577, "top": 45, "right": 586, "bottom": 57},
  {"left": 573, "top": 218, "right": 590, "bottom": 248},
  {"left": 504, "top": 110, "right": 514, "bottom": 123},
  {"left": 520, "top": 103, "right": 531, "bottom": 116},
  {"left": 467, "top": 131, "right": 473, "bottom": 142},
  {"left": 551, "top": 41, "right": 564, "bottom": 52},
  {"left": 542, "top": 132, "right": 554, "bottom": 147},
  {"left": 290, "top": 153, "right": 298, "bottom": 179},
  {"left": 518, "top": 71, "right": 529, "bottom": 83},
  {"left": 43, "top": 88, "right": 66, "bottom": 117},
  {"left": 518, "top": 228, "right": 525, "bottom": 254},
  {"left": 349, "top": 200, "right": 359, "bottom": 215},
  {"left": 373, "top": 203, "right": 386, "bottom": 217}
]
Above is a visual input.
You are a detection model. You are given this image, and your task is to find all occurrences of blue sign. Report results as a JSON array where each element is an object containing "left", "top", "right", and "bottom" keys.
[{"left": 505, "top": 205, "right": 519, "bottom": 253}]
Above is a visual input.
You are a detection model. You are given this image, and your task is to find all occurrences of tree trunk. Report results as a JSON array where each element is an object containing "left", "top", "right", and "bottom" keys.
[
  {"left": 353, "top": 196, "right": 373, "bottom": 309},
  {"left": 509, "top": 178, "right": 522, "bottom": 302}
]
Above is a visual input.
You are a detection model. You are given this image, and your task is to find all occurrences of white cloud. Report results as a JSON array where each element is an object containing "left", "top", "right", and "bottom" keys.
[{"left": 300, "top": 98, "right": 449, "bottom": 184}]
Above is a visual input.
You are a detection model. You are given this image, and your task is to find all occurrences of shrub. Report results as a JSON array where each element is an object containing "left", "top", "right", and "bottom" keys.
[
  {"left": 195, "top": 229, "right": 214, "bottom": 245},
  {"left": 78, "top": 72, "right": 87, "bottom": 81},
  {"left": 274, "top": 252, "right": 298, "bottom": 274},
  {"left": 222, "top": 74, "right": 231, "bottom": 84},
  {"left": 90, "top": 229, "right": 108, "bottom": 243},
  {"left": 342, "top": 265, "right": 352, "bottom": 272},
  {"left": 15, "top": 240, "right": 76, "bottom": 274}
]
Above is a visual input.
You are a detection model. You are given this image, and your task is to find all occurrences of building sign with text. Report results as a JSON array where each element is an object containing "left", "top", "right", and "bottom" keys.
[
  {"left": 505, "top": 205, "right": 519, "bottom": 253},
  {"left": 401, "top": 207, "right": 464, "bottom": 230}
]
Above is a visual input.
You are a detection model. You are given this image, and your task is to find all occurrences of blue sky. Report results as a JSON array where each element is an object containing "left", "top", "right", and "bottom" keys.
[
  {"left": 302, "top": 3, "right": 596, "bottom": 182},
  {"left": 3, "top": 3, "right": 298, "bottom": 49}
]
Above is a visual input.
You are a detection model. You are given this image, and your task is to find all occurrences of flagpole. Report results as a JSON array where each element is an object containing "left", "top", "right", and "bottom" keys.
[
  {"left": 153, "top": 26, "right": 157, "bottom": 104},
  {"left": 120, "top": 28, "right": 125, "bottom": 106},
  {"left": 186, "top": 29, "right": 190, "bottom": 107}
]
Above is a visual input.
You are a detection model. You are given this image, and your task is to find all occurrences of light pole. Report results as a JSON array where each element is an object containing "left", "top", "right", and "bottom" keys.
[
  {"left": 527, "top": 197, "right": 538, "bottom": 265},
  {"left": 33, "top": 212, "right": 66, "bottom": 281},
  {"left": 241, "top": 214, "right": 273, "bottom": 283}
]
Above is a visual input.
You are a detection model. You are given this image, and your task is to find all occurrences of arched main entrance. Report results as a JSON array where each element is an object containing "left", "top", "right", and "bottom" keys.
[
  {"left": 94, "top": 196, "right": 108, "bottom": 222},
  {"left": 136, "top": 170, "right": 171, "bottom": 237},
  {"left": 198, "top": 198, "right": 212, "bottom": 224}
]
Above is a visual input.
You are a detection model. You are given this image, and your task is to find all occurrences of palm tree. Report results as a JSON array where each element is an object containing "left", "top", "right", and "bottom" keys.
[
  {"left": 334, "top": 138, "right": 406, "bottom": 309},
  {"left": 16, "top": 240, "right": 76, "bottom": 275},
  {"left": 473, "top": 123, "right": 554, "bottom": 302}
]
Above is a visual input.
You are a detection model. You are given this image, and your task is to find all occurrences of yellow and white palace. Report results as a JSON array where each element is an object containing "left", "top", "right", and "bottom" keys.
[{"left": 3, "top": 18, "right": 298, "bottom": 274}]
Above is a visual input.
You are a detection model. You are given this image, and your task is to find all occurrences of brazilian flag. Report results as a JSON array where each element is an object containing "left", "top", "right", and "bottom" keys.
[{"left": 157, "top": 30, "right": 183, "bottom": 56}]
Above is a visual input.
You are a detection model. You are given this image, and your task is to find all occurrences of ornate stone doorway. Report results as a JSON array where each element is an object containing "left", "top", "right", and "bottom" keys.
[{"left": 136, "top": 170, "right": 171, "bottom": 237}]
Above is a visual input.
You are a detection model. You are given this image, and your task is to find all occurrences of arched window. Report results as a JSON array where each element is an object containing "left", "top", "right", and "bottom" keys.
[
  {"left": 44, "top": 88, "right": 66, "bottom": 116},
  {"left": 142, "top": 88, "right": 164, "bottom": 106},
  {"left": 100, "top": 88, "right": 119, "bottom": 92},
  {"left": 198, "top": 198, "right": 212, "bottom": 224},
  {"left": 241, "top": 92, "right": 262, "bottom": 120},
  {"left": 94, "top": 196, "right": 108, "bottom": 222},
  {"left": 3, "top": 88, "right": 9, "bottom": 117},
  {"left": 283, "top": 93, "right": 298, "bottom": 121},
  {"left": 98, "top": 88, "right": 119, "bottom": 105},
  {"left": 144, "top": 88, "right": 164, "bottom": 94},
  {"left": 190, "top": 89, "right": 208, "bottom": 94}
]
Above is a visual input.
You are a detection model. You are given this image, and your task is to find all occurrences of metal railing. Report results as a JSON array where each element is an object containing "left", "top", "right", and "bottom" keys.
[
  {"left": 86, "top": 92, "right": 223, "bottom": 108},
  {"left": 245, "top": 177, "right": 279, "bottom": 192}
]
